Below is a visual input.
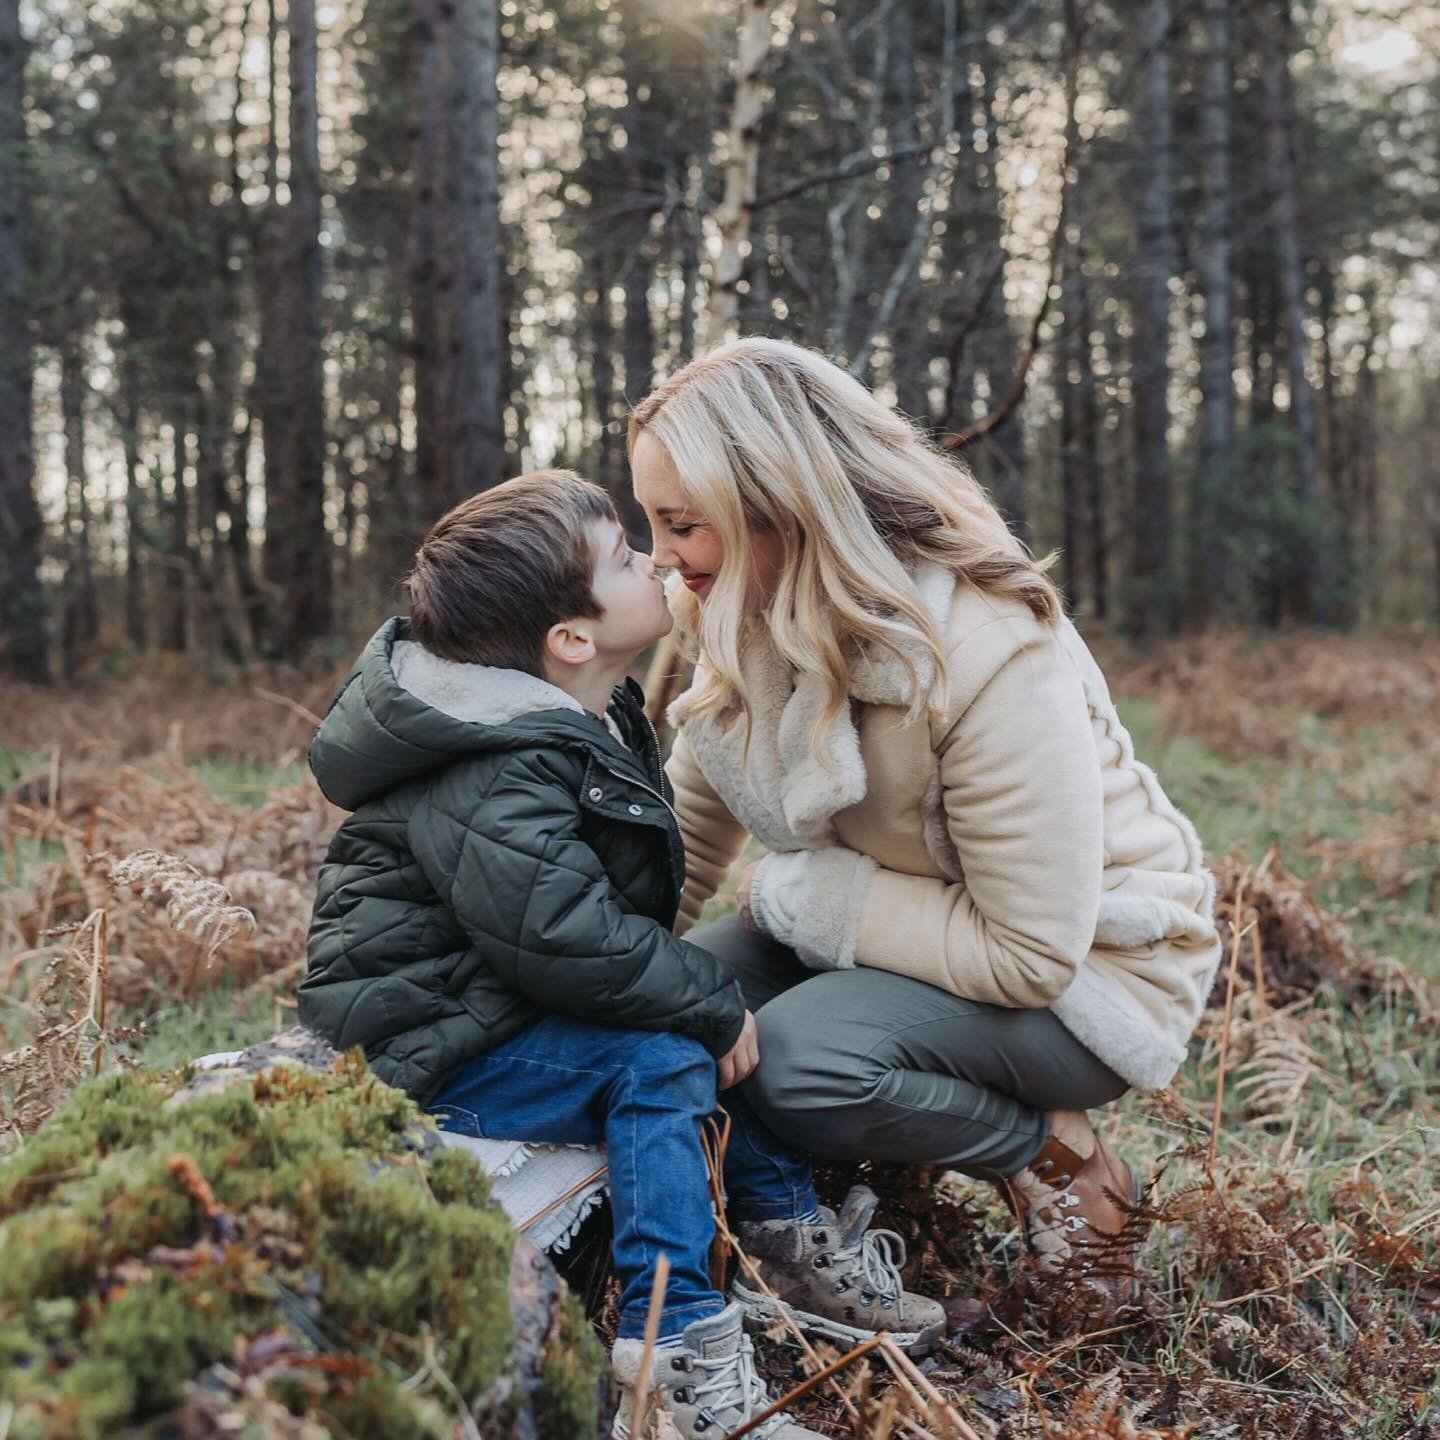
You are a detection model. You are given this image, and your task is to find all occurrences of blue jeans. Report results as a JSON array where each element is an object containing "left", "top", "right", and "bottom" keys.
[{"left": 428, "top": 1016, "right": 819, "bottom": 1339}]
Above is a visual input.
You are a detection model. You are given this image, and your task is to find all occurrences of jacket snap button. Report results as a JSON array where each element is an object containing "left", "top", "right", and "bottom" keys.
[
  {"left": 588, "top": 787, "right": 603, "bottom": 802},
  {"left": 627, "top": 803, "right": 643, "bottom": 816}
]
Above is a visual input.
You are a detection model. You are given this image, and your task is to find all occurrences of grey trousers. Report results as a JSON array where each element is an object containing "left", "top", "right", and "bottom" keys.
[{"left": 689, "top": 915, "right": 1128, "bottom": 1179}]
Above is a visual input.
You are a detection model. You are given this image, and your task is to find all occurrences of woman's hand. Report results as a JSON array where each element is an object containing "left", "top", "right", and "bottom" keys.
[
  {"left": 716, "top": 1010, "right": 759, "bottom": 1089},
  {"left": 736, "top": 861, "right": 763, "bottom": 934}
]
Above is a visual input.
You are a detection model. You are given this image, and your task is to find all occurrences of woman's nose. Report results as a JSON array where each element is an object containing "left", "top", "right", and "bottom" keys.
[{"left": 649, "top": 536, "right": 678, "bottom": 571}]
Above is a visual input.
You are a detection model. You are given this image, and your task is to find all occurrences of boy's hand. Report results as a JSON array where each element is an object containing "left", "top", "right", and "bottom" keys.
[{"left": 716, "top": 1010, "right": 759, "bottom": 1089}]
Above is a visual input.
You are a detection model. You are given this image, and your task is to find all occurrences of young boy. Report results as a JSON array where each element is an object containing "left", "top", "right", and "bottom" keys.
[{"left": 298, "top": 472, "right": 941, "bottom": 1439}]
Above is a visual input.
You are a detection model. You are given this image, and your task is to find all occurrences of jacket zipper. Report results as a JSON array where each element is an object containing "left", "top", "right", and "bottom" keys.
[{"left": 596, "top": 717, "right": 687, "bottom": 901}]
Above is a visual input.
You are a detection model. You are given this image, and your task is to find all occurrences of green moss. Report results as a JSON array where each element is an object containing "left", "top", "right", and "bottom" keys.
[
  {"left": 426, "top": 1142, "right": 492, "bottom": 1207},
  {"left": 90, "top": 1274, "right": 233, "bottom": 1413},
  {"left": 0, "top": 1069, "right": 169, "bottom": 1220},
  {"left": 0, "top": 1054, "right": 589, "bottom": 1437},
  {"left": 322, "top": 1374, "right": 458, "bottom": 1440},
  {"left": 537, "top": 1288, "right": 604, "bottom": 1440},
  {"left": 56, "top": 1357, "right": 137, "bottom": 1437}
]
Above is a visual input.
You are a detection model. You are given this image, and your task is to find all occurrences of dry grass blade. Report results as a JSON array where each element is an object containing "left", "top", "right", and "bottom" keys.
[
  {"left": 727, "top": 1334, "right": 886, "bottom": 1440},
  {"left": 704, "top": 1110, "right": 734, "bottom": 1288},
  {"left": 877, "top": 1337, "right": 983, "bottom": 1440},
  {"left": 628, "top": 1252, "right": 670, "bottom": 1440}
]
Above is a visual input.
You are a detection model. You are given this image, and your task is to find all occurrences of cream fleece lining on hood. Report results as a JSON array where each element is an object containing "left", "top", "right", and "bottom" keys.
[{"left": 392, "top": 640, "right": 627, "bottom": 745}]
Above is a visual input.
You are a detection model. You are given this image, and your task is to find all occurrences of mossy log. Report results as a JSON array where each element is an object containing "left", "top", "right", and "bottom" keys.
[{"left": 0, "top": 1035, "right": 605, "bottom": 1439}]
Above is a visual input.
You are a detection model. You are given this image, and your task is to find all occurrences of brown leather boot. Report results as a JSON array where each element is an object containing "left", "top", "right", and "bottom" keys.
[{"left": 1000, "top": 1132, "right": 1143, "bottom": 1298}]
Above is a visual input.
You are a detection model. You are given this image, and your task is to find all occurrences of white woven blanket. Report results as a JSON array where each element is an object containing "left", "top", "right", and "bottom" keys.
[{"left": 191, "top": 1050, "right": 609, "bottom": 1253}]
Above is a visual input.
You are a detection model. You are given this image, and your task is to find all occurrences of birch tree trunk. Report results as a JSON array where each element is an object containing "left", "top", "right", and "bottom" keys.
[
  {"left": 707, "top": 0, "right": 772, "bottom": 342},
  {"left": 0, "top": 0, "right": 47, "bottom": 682}
]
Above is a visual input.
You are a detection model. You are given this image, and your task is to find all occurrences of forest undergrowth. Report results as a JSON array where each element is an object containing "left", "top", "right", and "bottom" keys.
[{"left": 1, "top": 632, "right": 1436, "bottom": 1439}]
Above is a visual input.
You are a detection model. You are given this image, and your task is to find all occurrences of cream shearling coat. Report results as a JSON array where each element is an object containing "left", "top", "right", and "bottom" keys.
[{"left": 664, "top": 567, "right": 1222, "bottom": 1093}]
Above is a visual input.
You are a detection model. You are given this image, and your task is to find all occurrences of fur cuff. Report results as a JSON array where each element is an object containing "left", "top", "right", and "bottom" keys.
[{"left": 750, "top": 848, "right": 878, "bottom": 972}]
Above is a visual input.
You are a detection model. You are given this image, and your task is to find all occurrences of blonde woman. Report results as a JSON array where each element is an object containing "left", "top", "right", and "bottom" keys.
[{"left": 630, "top": 338, "right": 1222, "bottom": 1305}]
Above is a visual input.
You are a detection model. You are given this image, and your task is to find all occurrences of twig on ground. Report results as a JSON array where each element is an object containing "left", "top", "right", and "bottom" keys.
[
  {"left": 1210, "top": 869, "right": 1251, "bottom": 1173},
  {"left": 878, "top": 1335, "right": 983, "bottom": 1440},
  {"left": 727, "top": 1335, "right": 886, "bottom": 1440}
]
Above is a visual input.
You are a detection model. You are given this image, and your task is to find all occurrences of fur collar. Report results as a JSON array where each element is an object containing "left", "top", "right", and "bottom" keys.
[
  {"left": 669, "top": 565, "right": 958, "bottom": 850},
  {"left": 391, "top": 640, "right": 588, "bottom": 727}
]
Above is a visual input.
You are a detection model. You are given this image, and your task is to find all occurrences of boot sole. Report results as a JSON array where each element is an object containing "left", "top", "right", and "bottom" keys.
[{"left": 730, "top": 1279, "right": 944, "bottom": 1358}]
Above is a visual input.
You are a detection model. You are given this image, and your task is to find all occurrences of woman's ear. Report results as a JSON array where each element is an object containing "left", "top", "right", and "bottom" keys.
[{"left": 543, "top": 620, "right": 597, "bottom": 670}]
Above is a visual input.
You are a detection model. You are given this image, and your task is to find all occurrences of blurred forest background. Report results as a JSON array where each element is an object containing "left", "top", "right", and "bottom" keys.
[{"left": 1, "top": 0, "right": 1438, "bottom": 680}]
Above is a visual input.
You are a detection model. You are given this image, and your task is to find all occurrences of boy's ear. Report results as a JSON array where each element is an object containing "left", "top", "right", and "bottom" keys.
[{"left": 544, "top": 619, "right": 596, "bottom": 669}]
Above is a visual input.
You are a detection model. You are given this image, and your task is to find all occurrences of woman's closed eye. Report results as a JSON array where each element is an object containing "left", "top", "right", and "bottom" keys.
[{"left": 668, "top": 523, "right": 697, "bottom": 538}]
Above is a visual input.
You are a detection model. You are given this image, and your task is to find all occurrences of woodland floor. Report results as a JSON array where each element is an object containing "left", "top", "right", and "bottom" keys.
[{"left": 2, "top": 630, "right": 1437, "bottom": 1439}]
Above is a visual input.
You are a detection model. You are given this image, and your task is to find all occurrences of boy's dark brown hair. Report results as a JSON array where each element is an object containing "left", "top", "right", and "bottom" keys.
[{"left": 406, "top": 470, "right": 618, "bottom": 673}]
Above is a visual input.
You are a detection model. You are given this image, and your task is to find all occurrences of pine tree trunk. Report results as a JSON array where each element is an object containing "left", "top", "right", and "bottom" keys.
[
  {"left": 1354, "top": 289, "right": 1380, "bottom": 611},
  {"left": 972, "top": 20, "right": 1026, "bottom": 539},
  {"left": 1262, "top": 1, "right": 1320, "bottom": 622},
  {"left": 259, "top": 0, "right": 291, "bottom": 617},
  {"left": 409, "top": 0, "right": 447, "bottom": 520},
  {"left": 1315, "top": 265, "right": 1354, "bottom": 621},
  {"left": 164, "top": 410, "right": 190, "bottom": 654},
  {"left": 1077, "top": 241, "right": 1107, "bottom": 621},
  {"left": 676, "top": 212, "right": 700, "bottom": 364},
  {"left": 0, "top": 0, "right": 47, "bottom": 682},
  {"left": 616, "top": 0, "right": 657, "bottom": 535},
  {"left": 1129, "top": 0, "right": 1175, "bottom": 636},
  {"left": 282, "top": 0, "right": 331, "bottom": 653},
  {"left": 210, "top": 225, "right": 268, "bottom": 656},
  {"left": 1191, "top": 0, "right": 1234, "bottom": 626},
  {"left": 881, "top": 0, "right": 929, "bottom": 421},
  {"left": 1245, "top": 259, "right": 1277, "bottom": 426},
  {"left": 588, "top": 250, "right": 618, "bottom": 496},
  {"left": 1060, "top": 277, "right": 1081, "bottom": 611},
  {"left": 1060, "top": 6, "right": 1107, "bottom": 623},
  {"left": 118, "top": 348, "right": 147, "bottom": 651},
  {"left": 59, "top": 334, "right": 98, "bottom": 676},
  {"left": 442, "top": 0, "right": 503, "bottom": 501},
  {"left": 197, "top": 356, "right": 252, "bottom": 666}
]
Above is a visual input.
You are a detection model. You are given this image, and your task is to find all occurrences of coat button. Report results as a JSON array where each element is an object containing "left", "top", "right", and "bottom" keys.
[
  {"left": 589, "top": 787, "right": 603, "bottom": 802},
  {"left": 628, "top": 803, "right": 643, "bottom": 816}
]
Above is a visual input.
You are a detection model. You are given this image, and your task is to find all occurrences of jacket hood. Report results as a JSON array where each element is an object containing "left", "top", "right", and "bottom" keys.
[{"left": 309, "top": 618, "right": 632, "bottom": 811}]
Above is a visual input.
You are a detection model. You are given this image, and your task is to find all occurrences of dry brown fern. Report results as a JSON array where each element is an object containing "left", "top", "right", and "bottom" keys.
[
  {"left": 107, "top": 849, "right": 257, "bottom": 961},
  {"left": 0, "top": 910, "right": 142, "bottom": 1145}
]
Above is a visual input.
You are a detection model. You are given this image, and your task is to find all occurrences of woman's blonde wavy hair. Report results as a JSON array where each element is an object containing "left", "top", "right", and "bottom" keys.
[{"left": 628, "top": 337, "right": 1061, "bottom": 748}]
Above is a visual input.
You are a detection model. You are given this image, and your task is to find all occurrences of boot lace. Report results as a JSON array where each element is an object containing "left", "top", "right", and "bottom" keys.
[
  {"left": 685, "top": 1331, "right": 790, "bottom": 1437},
  {"left": 829, "top": 1227, "right": 908, "bottom": 1308},
  {"left": 1012, "top": 1164, "right": 1089, "bottom": 1271}
]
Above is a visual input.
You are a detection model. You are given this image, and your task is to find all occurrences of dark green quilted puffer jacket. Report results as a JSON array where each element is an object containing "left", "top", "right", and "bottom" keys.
[{"left": 298, "top": 618, "right": 746, "bottom": 1103}]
